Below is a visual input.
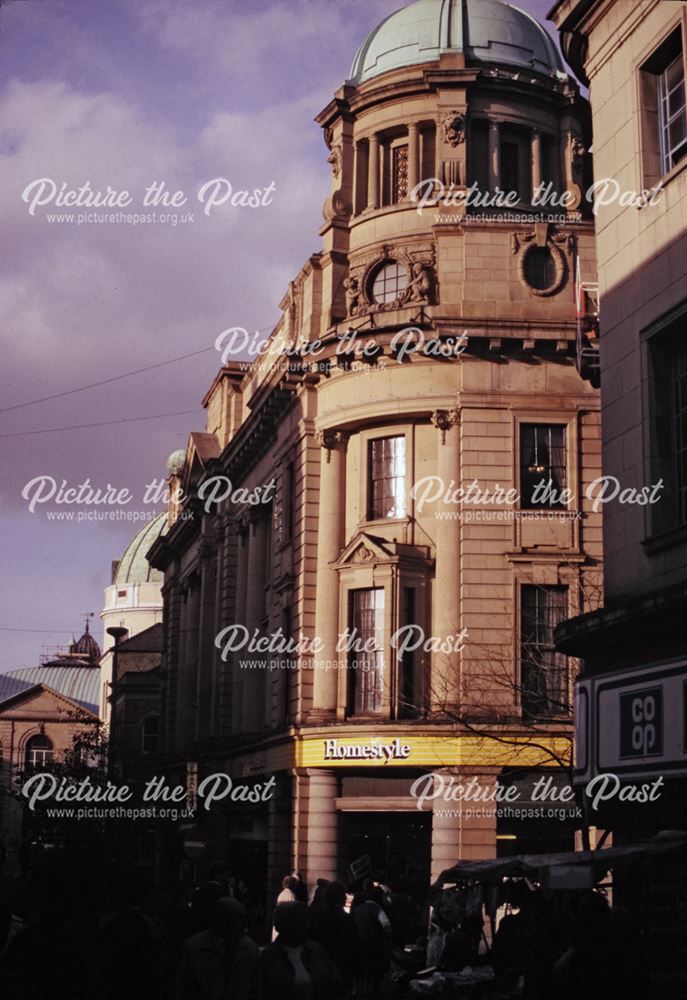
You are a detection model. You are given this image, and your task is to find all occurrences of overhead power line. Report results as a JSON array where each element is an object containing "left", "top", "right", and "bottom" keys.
[{"left": 0, "top": 409, "right": 200, "bottom": 438}]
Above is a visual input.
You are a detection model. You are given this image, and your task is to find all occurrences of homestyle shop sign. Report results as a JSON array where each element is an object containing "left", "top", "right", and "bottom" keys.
[{"left": 323, "top": 737, "right": 412, "bottom": 762}]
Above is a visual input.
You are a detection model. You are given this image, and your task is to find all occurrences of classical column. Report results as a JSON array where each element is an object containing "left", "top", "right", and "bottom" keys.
[
  {"left": 531, "top": 129, "right": 542, "bottom": 202},
  {"left": 431, "top": 410, "right": 461, "bottom": 710},
  {"left": 407, "top": 122, "right": 419, "bottom": 194},
  {"left": 488, "top": 121, "right": 500, "bottom": 191},
  {"left": 231, "top": 519, "right": 250, "bottom": 734},
  {"left": 367, "top": 134, "right": 380, "bottom": 210},
  {"left": 311, "top": 430, "right": 347, "bottom": 719},
  {"left": 430, "top": 769, "right": 498, "bottom": 881},
  {"left": 243, "top": 515, "right": 268, "bottom": 733},
  {"left": 301, "top": 769, "right": 339, "bottom": 889}
]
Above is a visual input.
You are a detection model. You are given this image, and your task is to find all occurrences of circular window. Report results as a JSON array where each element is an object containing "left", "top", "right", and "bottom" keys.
[
  {"left": 371, "top": 261, "right": 408, "bottom": 304},
  {"left": 524, "top": 247, "right": 557, "bottom": 291}
]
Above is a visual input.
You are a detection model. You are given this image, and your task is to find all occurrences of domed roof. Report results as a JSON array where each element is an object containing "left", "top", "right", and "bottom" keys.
[
  {"left": 167, "top": 449, "right": 186, "bottom": 477},
  {"left": 112, "top": 513, "right": 167, "bottom": 587},
  {"left": 349, "top": 0, "right": 565, "bottom": 84},
  {"left": 70, "top": 619, "right": 101, "bottom": 664}
]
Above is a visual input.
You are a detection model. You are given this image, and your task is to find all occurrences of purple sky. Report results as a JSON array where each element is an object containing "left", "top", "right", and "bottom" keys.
[{"left": 0, "top": 0, "right": 567, "bottom": 669}]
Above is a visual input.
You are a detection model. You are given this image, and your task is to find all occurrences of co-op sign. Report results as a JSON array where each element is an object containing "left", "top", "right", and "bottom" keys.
[{"left": 574, "top": 660, "right": 687, "bottom": 783}]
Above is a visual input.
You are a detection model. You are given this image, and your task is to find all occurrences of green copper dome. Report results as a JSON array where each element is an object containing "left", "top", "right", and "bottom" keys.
[
  {"left": 349, "top": 0, "right": 565, "bottom": 84},
  {"left": 112, "top": 512, "right": 167, "bottom": 586}
]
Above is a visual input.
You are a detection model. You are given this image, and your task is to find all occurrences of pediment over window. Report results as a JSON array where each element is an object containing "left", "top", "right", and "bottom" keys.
[{"left": 335, "top": 532, "right": 433, "bottom": 569}]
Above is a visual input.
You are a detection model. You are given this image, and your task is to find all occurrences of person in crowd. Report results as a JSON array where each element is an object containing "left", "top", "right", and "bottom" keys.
[
  {"left": 272, "top": 874, "right": 299, "bottom": 940},
  {"left": 550, "top": 892, "right": 623, "bottom": 1000},
  {"left": 95, "top": 867, "right": 171, "bottom": 1000},
  {"left": 190, "top": 882, "right": 226, "bottom": 935},
  {"left": 178, "top": 896, "right": 259, "bottom": 1000},
  {"left": 308, "top": 880, "right": 356, "bottom": 989},
  {"left": 387, "top": 881, "right": 415, "bottom": 948},
  {"left": 310, "top": 878, "right": 329, "bottom": 906},
  {"left": 352, "top": 884, "right": 391, "bottom": 996},
  {"left": 160, "top": 881, "right": 194, "bottom": 950},
  {"left": 260, "top": 901, "right": 342, "bottom": 1000},
  {"left": 292, "top": 871, "right": 308, "bottom": 903}
]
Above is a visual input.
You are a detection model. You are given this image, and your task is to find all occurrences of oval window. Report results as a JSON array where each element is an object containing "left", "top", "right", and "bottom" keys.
[{"left": 524, "top": 247, "right": 557, "bottom": 291}]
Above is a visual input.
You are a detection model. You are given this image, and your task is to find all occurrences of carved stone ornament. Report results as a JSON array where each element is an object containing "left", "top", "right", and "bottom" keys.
[
  {"left": 323, "top": 190, "right": 352, "bottom": 222},
  {"left": 439, "top": 111, "right": 466, "bottom": 148},
  {"left": 571, "top": 138, "right": 587, "bottom": 178},
  {"left": 327, "top": 144, "right": 342, "bottom": 178},
  {"left": 315, "top": 428, "right": 349, "bottom": 462},
  {"left": 512, "top": 224, "right": 573, "bottom": 297},
  {"left": 344, "top": 243, "right": 437, "bottom": 318},
  {"left": 352, "top": 545, "right": 375, "bottom": 563},
  {"left": 431, "top": 408, "right": 459, "bottom": 444}
]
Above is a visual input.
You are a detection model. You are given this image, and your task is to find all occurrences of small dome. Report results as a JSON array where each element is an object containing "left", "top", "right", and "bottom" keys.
[
  {"left": 112, "top": 513, "right": 167, "bottom": 587},
  {"left": 349, "top": 0, "right": 565, "bottom": 84},
  {"left": 71, "top": 619, "right": 102, "bottom": 664},
  {"left": 167, "top": 449, "right": 186, "bottom": 477}
]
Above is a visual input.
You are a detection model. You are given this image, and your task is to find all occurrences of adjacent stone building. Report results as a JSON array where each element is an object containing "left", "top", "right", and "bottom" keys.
[
  {"left": 0, "top": 625, "right": 101, "bottom": 873},
  {"left": 149, "top": 0, "right": 602, "bottom": 900},
  {"left": 550, "top": 0, "right": 687, "bottom": 829}
]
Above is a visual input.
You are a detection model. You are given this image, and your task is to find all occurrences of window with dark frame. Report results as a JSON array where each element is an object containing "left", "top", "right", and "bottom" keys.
[
  {"left": 520, "top": 586, "right": 569, "bottom": 718},
  {"left": 348, "top": 588, "right": 385, "bottom": 716},
  {"left": 500, "top": 140, "right": 520, "bottom": 197},
  {"left": 648, "top": 319, "right": 687, "bottom": 534},
  {"left": 25, "top": 734, "right": 54, "bottom": 768},
  {"left": 658, "top": 48, "right": 687, "bottom": 175},
  {"left": 641, "top": 29, "right": 687, "bottom": 180},
  {"left": 141, "top": 715, "right": 160, "bottom": 755},
  {"left": 520, "top": 424, "right": 567, "bottom": 508},
  {"left": 392, "top": 144, "right": 409, "bottom": 202},
  {"left": 368, "top": 435, "right": 407, "bottom": 519}
]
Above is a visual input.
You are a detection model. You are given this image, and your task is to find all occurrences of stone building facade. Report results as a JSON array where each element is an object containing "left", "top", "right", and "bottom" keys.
[
  {"left": 149, "top": 0, "right": 602, "bottom": 900},
  {"left": 550, "top": 0, "right": 687, "bottom": 825},
  {"left": 0, "top": 628, "right": 101, "bottom": 873}
]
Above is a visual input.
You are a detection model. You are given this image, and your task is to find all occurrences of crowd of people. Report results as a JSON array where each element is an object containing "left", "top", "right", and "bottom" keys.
[
  {"left": 0, "top": 853, "right": 654, "bottom": 1000},
  {"left": 0, "top": 858, "right": 421, "bottom": 1000}
]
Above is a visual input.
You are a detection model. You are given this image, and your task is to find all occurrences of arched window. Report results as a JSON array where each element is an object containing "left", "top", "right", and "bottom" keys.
[
  {"left": 25, "top": 734, "right": 54, "bottom": 768},
  {"left": 141, "top": 715, "right": 160, "bottom": 755},
  {"left": 370, "top": 261, "right": 408, "bottom": 304}
]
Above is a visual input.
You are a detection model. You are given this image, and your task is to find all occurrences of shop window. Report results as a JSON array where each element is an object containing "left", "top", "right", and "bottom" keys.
[
  {"left": 647, "top": 315, "right": 687, "bottom": 533},
  {"left": 141, "top": 715, "right": 160, "bottom": 755},
  {"left": 348, "top": 588, "right": 385, "bottom": 716},
  {"left": 520, "top": 586, "right": 569, "bottom": 718},
  {"left": 25, "top": 734, "right": 54, "bottom": 768},
  {"left": 368, "top": 436, "right": 407, "bottom": 519},
  {"left": 519, "top": 424, "right": 567, "bottom": 508},
  {"left": 640, "top": 29, "right": 687, "bottom": 183}
]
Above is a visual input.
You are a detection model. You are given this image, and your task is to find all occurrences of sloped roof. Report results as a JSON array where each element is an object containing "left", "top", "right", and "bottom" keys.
[{"left": 0, "top": 665, "right": 100, "bottom": 716}]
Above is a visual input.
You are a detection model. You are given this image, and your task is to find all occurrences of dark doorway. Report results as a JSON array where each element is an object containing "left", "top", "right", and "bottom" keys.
[{"left": 339, "top": 811, "right": 431, "bottom": 893}]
